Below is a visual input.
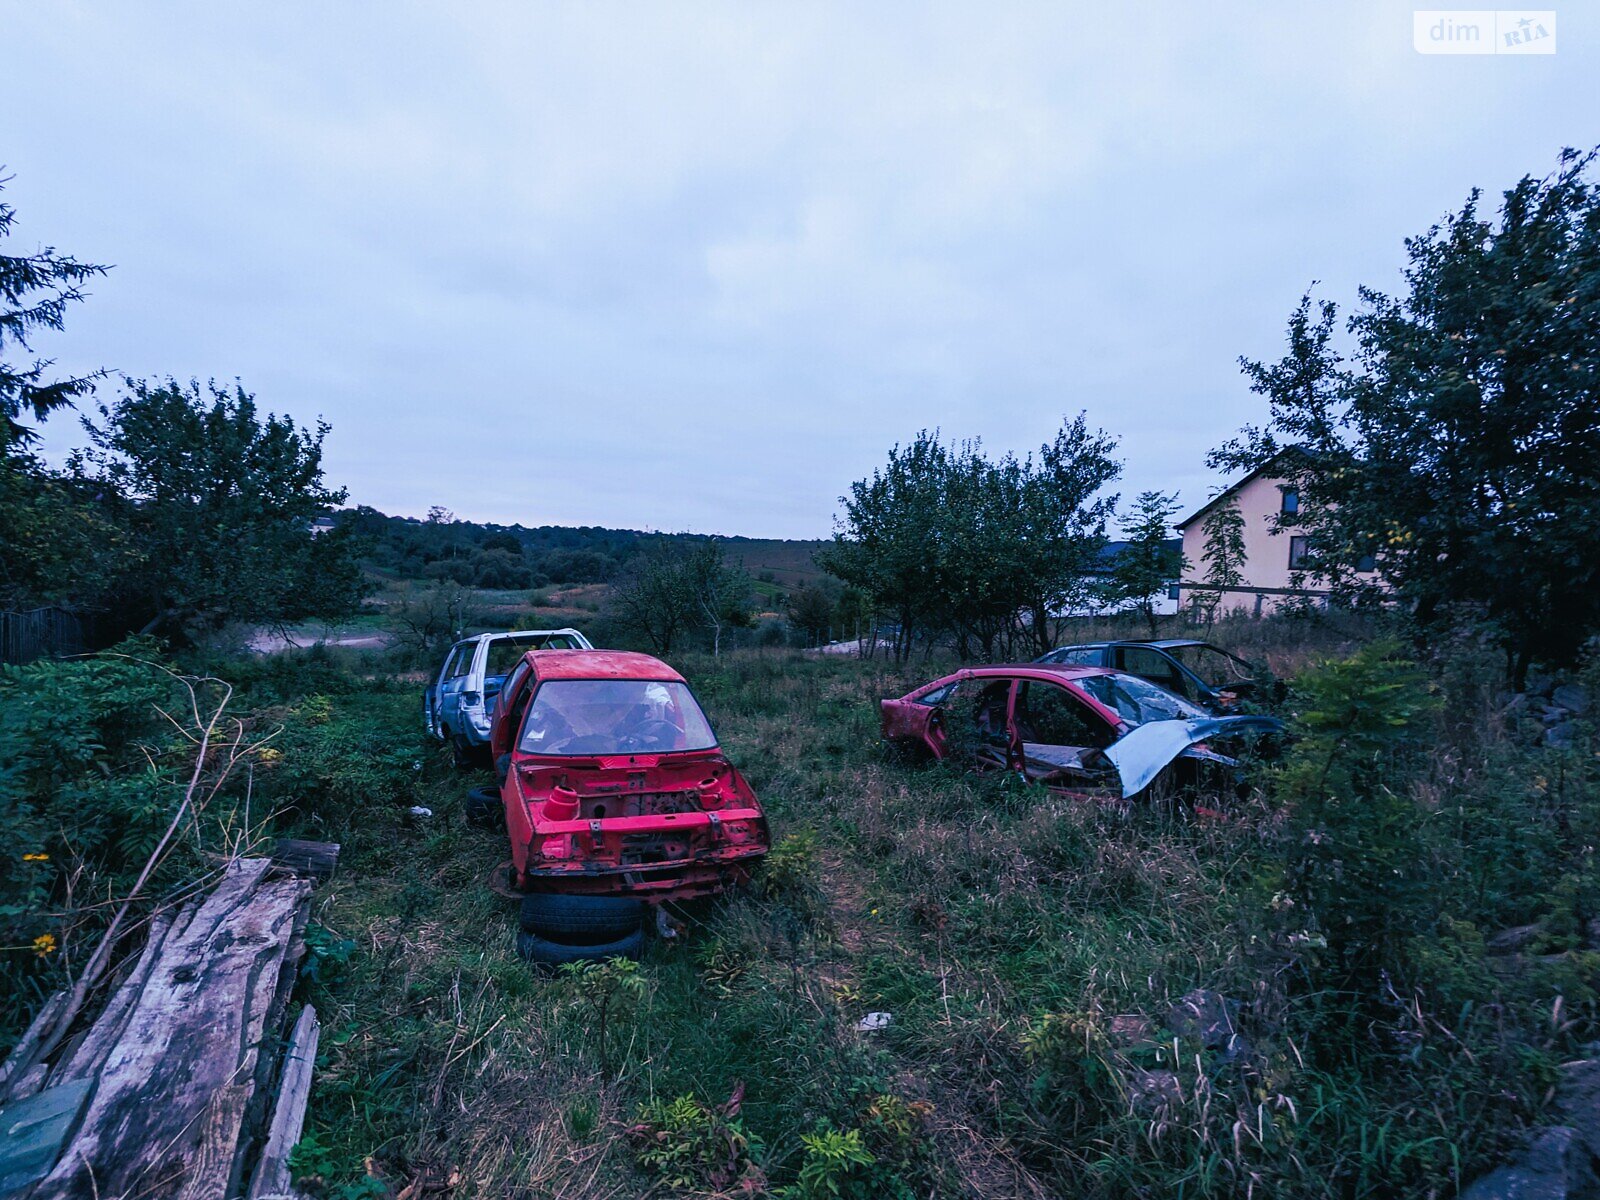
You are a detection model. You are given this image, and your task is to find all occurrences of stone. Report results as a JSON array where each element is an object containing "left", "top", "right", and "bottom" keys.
[
  {"left": 1166, "top": 989, "right": 1250, "bottom": 1065},
  {"left": 1554, "top": 685, "right": 1592, "bottom": 716},
  {"left": 1548, "top": 723, "right": 1579, "bottom": 750},
  {"left": 1459, "top": 1128, "right": 1599, "bottom": 1200}
]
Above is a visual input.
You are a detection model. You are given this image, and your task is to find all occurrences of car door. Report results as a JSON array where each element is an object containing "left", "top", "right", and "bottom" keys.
[
  {"left": 1012, "top": 679, "right": 1117, "bottom": 787},
  {"left": 965, "top": 677, "right": 1018, "bottom": 770},
  {"left": 437, "top": 640, "right": 479, "bottom": 736}
]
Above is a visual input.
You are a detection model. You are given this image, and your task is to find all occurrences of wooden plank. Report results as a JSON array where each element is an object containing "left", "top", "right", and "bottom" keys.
[
  {"left": 244, "top": 1005, "right": 319, "bottom": 1200},
  {"left": 49, "top": 910, "right": 176, "bottom": 1089},
  {"left": 0, "top": 1079, "right": 92, "bottom": 1195},
  {"left": 269, "top": 840, "right": 341, "bottom": 884},
  {"left": 0, "top": 993, "right": 67, "bottom": 1104},
  {"left": 32, "top": 858, "right": 311, "bottom": 1200}
]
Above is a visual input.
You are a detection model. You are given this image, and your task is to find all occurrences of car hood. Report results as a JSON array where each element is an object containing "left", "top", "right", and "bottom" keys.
[{"left": 1104, "top": 715, "right": 1284, "bottom": 798}]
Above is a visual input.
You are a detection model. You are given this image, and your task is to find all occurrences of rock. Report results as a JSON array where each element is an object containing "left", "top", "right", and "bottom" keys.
[
  {"left": 1554, "top": 685, "right": 1592, "bottom": 716},
  {"left": 1548, "top": 723, "right": 1579, "bottom": 750},
  {"left": 1490, "top": 924, "right": 1546, "bottom": 954},
  {"left": 1107, "top": 1014, "right": 1157, "bottom": 1047},
  {"left": 1544, "top": 707, "right": 1573, "bottom": 727},
  {"left": 1459, "top": 1127, "right": 1599, "bottom": 1200},
  {"left": 1529, "top": 675, "right": 1557, "bottom": 699},
  {"left": 1166, "top": 989, "right": 1250, "bottom": 1065},
  {"left": 1125, "top": 1068, "right": 1181, "bottom": 1112},
  {"left": 1557, "top": 1059, "right": 1600, "bottom": 1161}
]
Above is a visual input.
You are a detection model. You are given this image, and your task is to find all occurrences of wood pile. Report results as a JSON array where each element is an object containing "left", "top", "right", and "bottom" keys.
[{"left": 0, "top": 843, "right": 338, "bottom": 1200}]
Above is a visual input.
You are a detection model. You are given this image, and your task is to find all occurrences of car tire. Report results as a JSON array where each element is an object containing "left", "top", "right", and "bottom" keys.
[
  {"left": 519, "top": 893, "right": 645, "bottom": 939},
  {"left": 516, "top": 925, "right": 644, "bottom": 966},
  {"left": 464, "top": 786, "right": 502, "bottom": 828}
]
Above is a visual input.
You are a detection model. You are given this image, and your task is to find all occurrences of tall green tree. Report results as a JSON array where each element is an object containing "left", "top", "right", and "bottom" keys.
[
  {"left": 607, "top": 537, "right": 749, "bottom": 655},
  {"left": 73, "top": 378, "right": 363, "bottom": 639},
  {"left": 1214, "top": 148, "right": 1600, "bottom": 685},
  {"left": 1106, "top": 491, "right": 1184, "bottom": 636},
  {"left": 822, "top": 416, "right": 1120, "bottom": 661},
  {"left": 0, "top": 175, "right": 118, "bottom": 607},
  {"left": 1191, "top": 494, "right": 1247, "bottom": 632}
]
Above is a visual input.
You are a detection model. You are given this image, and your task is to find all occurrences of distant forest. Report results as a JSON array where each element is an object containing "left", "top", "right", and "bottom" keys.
[{"left": 336, "top": 506, "right": 827, "bottom": 593}]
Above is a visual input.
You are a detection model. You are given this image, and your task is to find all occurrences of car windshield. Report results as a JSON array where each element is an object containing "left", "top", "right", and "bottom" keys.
[
  {"left": 1075, "top": 672, "right": 1208, "bottom": 726},
  {"left": 518, "top": 679, "right": 718, "bottom": 756},
  {"left": 1166, "top": 644, "right": 1255, "bottom": 687}
]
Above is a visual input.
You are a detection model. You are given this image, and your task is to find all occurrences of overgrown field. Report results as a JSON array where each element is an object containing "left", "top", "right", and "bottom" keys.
[{"left": 3, "top": 619, "right": 1598, "bottom": 1198}]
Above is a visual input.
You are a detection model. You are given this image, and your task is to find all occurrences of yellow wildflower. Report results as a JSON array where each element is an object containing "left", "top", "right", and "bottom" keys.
[
  {"left": 22, "top": 852, "right": 49, "bottom": 863},
  {"left": 32, "top": 933, "right": 57, "bottom": 957}
]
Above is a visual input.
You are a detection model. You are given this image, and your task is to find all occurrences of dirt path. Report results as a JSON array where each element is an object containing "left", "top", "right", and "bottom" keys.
[{"left": 247, "top": 629, "right": 394, "bottom": 654}]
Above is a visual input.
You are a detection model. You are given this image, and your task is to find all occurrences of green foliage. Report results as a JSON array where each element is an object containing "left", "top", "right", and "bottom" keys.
[
  {"left": 606, "top": 536, "right": 752, "bottom": 655},
  {"left": 631, "top": 1093, "right": 766, "bottom": 1193},
  {"left": 1105, "top": 489, "right": 1185, "bottom": 636},
  {"left": 822, "top": 414, "right": 1121, "bottom": 661},
  {"left": 1275, "top": 642, "right": 1441, "bottom": 980},
  {"left": 1191, "top": 493, "right": 1248, "bottom": 629},
  {"left": 557, "top": 957, "right": 651, "bottom": 1077},
  {"left": 780, "top": 1125, "right": 877, "bottom": 1199},
  {"left": 1216, "top": 147, "right": 1600, "bottom": 684},
  {"left": 72, "top": 376, "right": 363, "bottom": 640},
  {"left": 288, "top": 1131, "right": 389, "bottom": 1200}
]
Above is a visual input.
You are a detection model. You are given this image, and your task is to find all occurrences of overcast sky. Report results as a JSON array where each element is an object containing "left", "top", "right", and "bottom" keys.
[{"left": 6, "top": 2, "right": 1591, "bottom": 538}]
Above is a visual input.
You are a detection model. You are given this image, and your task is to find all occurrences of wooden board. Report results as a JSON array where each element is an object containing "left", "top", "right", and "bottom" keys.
[{"left": 31, "top": 858, "right": 310, "bottom": 1200}]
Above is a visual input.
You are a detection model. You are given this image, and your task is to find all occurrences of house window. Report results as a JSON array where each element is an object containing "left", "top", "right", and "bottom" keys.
[
  {"left": 1280, "top": 488, "right": 1300, "bottom": 515},
  {"left": 1288, "top": 536, "right": 1310, "bottom": 568},
  {"left": 1356, "top": 553, "right": 1376, "bottom": 573}
]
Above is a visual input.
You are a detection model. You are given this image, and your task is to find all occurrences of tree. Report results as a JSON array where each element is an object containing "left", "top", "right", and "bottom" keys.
[
  {"left": 607, "top": 538, "right": 749, "bottom": 655},
  {"left": 1106, "top": 491, "right": 1184, "bottom": 636},
  {"left": 1191, "top": 494, "right": 1247, "bottom": 632},
  {"left": 73, "top": 377, "right": 363, "bottom": 639},
  {"left": 1214, "top": 148, "right": 1600, "bottom": 686},
  {"left": 0, "top": 174, "right": 108, "bottom": 457},
  {"left": 786, "top": 583, "right": 836, "bottom": 646},
  {"left": 686, "top": 539, "right": 751, "bottom": 657},
  {"left": 822, "top": 416, "right": 1120, "bottom": 661},
  {"left": 0, "top": 174, "right": 118, "bottom": 608}
]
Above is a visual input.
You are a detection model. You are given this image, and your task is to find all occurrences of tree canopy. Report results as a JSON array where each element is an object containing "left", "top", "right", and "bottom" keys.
[
  {"left": 1214, "top": 148, "right": 1600, "bottom": 683},
  {"left": 821, "top": 415, "right": 1120, "bottom": 659}
]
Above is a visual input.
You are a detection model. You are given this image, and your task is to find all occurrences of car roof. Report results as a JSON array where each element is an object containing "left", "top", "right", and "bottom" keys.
[
  {"left": 523, "top": 649, "right": 685, "bottom": 683},
  {"left": 476, "top": 628, "right": 585, "bottom": 641},
  {"left": 960, "top": 663, "right": 1114, "bottom": 682}
]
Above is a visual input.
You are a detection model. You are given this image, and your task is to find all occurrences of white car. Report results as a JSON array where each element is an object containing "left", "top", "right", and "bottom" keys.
[{"left": 425, "top": 629, "right": 594, "bottom": 765}]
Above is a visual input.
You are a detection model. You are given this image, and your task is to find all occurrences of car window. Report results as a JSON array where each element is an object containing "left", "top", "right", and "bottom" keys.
[
  {"left": 917, "top": 680, "right": 960, "bottom": 706},
  {"left": 1015, "top": 681, "right": 1110, "bottom": 748},
  {"left": 1060, "top": 647, "right": 1103, "bottom": 666},
  {"left": 519, "top": 679, "right": 718, "bottom": 756},
  {"left": 1166, "top": 644, "right": 1255, "bottom": 688},
  {"left": 1075, "top": 672, "right": 1208, "bottom": 726},
  {"left": 1117, "top": 646, "right": 1187, "bottom": 695},
  {"left": 446, "top": 643, "right": 476, "bottom": 679}
]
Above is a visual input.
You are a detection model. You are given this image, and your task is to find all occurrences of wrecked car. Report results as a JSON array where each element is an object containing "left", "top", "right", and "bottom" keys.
[
  {"left": 487, "top": 649, "right": 769, "bottom": 962},
  {"left": 1034, "top": 639, "right": 1273, "bottom": 713},
  {"left": 881, "top": 664, "right": 1283, "bottom": 799},
  {"left": 426, "top": 628, "right": 594, "bottom": 766}
]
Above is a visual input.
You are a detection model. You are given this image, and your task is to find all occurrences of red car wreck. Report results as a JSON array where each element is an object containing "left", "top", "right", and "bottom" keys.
[
  {"left": 489, "top": 650, "right": 769, "bottom": 916},
  {"left": 882, "top": 663, "right": 1283, "bottom": 800}
]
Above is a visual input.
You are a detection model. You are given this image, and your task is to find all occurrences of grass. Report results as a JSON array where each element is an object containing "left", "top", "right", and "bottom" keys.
[{"left": 9, "top": 612, "right": 1595, "bottom": 1198}]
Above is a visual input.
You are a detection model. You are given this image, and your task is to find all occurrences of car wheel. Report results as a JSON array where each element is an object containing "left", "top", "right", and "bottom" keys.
[
  {"left": 464, "top": 786, "right": 502, "bottom": 828},
  {"left": 520, "top": 892, "right": 645, "bottom": 939},
  {"left": 516, "top": 925, "right": 644, "bottom": 966}
]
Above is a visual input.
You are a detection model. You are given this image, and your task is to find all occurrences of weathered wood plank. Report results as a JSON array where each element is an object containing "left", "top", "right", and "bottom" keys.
[
  {"left": 49, "top": 910, "right": 176, "bottom": 1089},
  {"left": 0, "top": 993, "right": 68, "bottom": 1104},
  {"left": 32, "top": 858, "right": 311, "bottom": 1200},
  {"left": 269, "top": 840, "right": 341, "bottom": 884},
  {"left": 244, "top": 1005, "right": 319, "bottom": 1200}
]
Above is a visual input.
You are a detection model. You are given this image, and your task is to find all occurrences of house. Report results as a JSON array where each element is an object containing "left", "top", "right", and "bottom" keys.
[
  {"left": 1175, "top": 457, "right": 1375, "bottom": 617},
  {"left": 1054, "top": 538, "right": 1184, "bottom": 618}
]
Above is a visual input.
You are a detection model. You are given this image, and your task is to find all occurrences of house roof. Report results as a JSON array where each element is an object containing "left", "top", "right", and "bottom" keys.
[{"left": 1176, "top": 448, "right": 1306, "bottom": 531}]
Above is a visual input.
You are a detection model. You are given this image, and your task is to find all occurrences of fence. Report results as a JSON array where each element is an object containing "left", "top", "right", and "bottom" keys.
[{"left": 0, "top": 606, "right": 85, "bottom": 665}]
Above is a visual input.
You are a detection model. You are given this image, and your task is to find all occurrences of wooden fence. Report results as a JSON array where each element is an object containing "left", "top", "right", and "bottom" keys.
[{"left": 0, "top": 607, "right": 84, "bottom": 665}]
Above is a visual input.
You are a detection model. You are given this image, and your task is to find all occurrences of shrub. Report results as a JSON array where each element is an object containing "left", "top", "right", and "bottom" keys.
[{"left": 631, "top": 1091, "right": 765, "bottom": 1193}]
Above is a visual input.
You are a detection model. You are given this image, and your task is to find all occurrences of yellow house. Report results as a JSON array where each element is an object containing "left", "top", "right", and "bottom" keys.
[{"left": 1175, "top": 460, "right": 1375, "bottom": 617}]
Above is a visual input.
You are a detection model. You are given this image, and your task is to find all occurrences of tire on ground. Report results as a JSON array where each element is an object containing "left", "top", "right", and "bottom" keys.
[
  {"left": 520, "top": 892, "right": 645, "bottom": 939},
  {"left": 464, "top": 786, "right": 502, "bottom": 828},
  {"left": 516, "top": 925, "right": 644, "bottom": 966}
]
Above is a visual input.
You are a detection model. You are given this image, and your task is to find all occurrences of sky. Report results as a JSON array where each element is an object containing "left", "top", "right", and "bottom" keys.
[{"left": 5, "top": 2, "right": 1592, "bottom": 538}]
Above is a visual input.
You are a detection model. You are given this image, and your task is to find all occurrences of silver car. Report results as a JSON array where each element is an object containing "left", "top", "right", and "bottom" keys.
[{"left": 425, "top": 628, "right": 594, "bottom": 765}]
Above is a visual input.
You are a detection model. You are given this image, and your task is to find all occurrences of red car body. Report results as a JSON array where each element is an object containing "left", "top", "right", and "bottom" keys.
[
  {"left": 490, "top": 650, "right": 768, "bottom": 902},
  {"left": 881, "top": 663, "right": 1282, "bottom": 798}
]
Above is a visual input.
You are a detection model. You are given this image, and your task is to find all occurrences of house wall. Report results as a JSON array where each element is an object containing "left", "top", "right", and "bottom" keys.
[{"left": 1180, "top": 473, "right": 1307, "bottom": 616}]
